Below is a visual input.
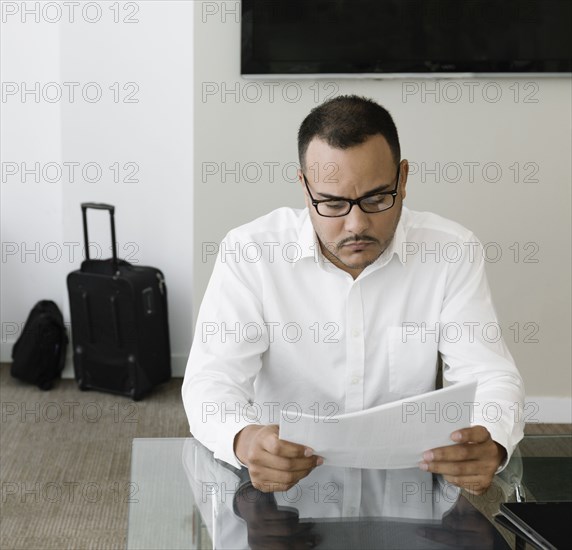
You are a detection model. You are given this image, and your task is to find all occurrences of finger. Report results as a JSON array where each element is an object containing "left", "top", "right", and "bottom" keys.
[
  {"left": 449, "top": 425, "right": 490, "bottom": 445},
  {"left": 420, "top": 459, "right": 481, "bottom": 477},
  {"left": 254, "top": 451, "right": 320, "bottom": 473},
  {"left": 253, "top": 478, "right": 310, "bottom": 493},
  {"left": 255, "top": 464, "right": 315, "bottom": 488},
  {"left": 252, "top": 479, "right": 292, "bottom": 493},
  {"left": 443, "top": 474, "right": 489, "bottom": 494},
  {"left": 266, "top": 431, "right": 314, "bottom": 459},
  {"left": 422, "top": 442, "right": 479, "bottom": 463}
]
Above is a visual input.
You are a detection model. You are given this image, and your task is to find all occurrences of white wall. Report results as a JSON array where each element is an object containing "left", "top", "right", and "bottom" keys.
[
  {"left": 1, "top": 10, "right": 64, "bottom": 360},
  {"left": 1, "top": 1, "right": 194, "bottom": 376},
  {"left": 193, "top": 2, "right": 571, "bottom": 421}
]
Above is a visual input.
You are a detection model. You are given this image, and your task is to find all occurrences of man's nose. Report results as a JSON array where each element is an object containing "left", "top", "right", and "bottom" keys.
[{"left": 343, "top": 204, "right": 371, "bottom": 235}]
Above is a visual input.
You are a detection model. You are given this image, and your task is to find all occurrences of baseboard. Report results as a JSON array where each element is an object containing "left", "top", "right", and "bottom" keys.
[
  {"left": 2, "top": 340, "right": 189, "bottom": 378},
  {"left": 3, "top": 341, "right": 571, "bottom": 420},
  {"left": 60, "top": 353, "right": 189, "bottom": 378}
]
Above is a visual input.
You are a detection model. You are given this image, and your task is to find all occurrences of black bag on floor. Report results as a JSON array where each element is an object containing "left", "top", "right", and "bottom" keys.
[
  {"left": 66, "top": 203, "right": 171, "bottom": 400},
  {"left": 11, "top": 300, "right": 68, "bottom": 390}
]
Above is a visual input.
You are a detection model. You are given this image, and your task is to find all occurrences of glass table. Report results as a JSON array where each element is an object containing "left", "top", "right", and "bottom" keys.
[{"left": 127, "top": 435, "right": 572, "bottom": 550}]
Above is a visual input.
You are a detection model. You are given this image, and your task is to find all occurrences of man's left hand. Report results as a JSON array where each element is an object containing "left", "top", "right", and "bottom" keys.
[{"left": 419, "top": 426, "right": 507, "bottom": 495}]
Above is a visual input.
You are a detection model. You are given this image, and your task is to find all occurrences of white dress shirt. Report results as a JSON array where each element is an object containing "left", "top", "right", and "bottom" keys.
[{"left": 182, "top": 206, "right": 525, "bottom": 469}]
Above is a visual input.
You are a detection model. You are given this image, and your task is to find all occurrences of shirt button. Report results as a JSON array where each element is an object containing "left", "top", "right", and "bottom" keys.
[
  {"left": 352, "top": 329, "right": 360, "bottom": 338},
  {"left": 351, "top": 376, "right": 360, "bottom": 385}
]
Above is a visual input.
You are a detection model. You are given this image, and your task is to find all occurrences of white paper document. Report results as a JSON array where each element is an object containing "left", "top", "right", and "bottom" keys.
[{"left": 279, "top": 380, "right": 478, "bottom": 469}]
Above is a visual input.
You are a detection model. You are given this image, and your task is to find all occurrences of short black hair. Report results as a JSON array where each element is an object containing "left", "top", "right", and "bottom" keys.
[{"left": 297, "top": 95, "right": 401, "bottom": 172}]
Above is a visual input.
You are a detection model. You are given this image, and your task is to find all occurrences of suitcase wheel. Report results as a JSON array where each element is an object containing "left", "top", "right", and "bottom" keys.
[{"left": 130, "top": 388, "right": 143, "bottom": 401}]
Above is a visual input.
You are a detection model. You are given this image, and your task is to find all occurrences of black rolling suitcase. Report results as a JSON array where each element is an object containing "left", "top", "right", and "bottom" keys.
[{"left": 67, "top": 203, "right": 171, "bottom": 400}]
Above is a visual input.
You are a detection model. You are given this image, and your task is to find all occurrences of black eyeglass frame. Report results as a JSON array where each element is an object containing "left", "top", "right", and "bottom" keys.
[{"left": 302, "top": 162, "right": 402, "bottom": 218}]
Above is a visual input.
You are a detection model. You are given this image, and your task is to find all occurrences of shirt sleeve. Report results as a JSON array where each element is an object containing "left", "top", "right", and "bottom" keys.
[
  {"left": 182, "top": 232, "right": 269, "bottom": 468},
  {"left": 438, "top": 234, "right": 525, "bottom": 467}
]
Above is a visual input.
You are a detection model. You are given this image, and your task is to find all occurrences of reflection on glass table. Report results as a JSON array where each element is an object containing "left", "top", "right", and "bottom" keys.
[
  {"left": 507, "top": 434, "right": 572, "bottom": 503},
  {"left": 491, "top": 434, "right": 572, "bottom": 549},
  {"left": 127, "top": 435, "right": 571, "bottom": 550}
]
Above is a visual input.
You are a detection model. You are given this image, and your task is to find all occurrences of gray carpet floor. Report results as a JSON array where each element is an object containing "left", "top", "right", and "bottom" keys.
[
  {"left": 0, "top": 364, "right": 189, "bottom": 550},
  {"left": 1, "top": 362, "right": 570, "bottom": 550}
]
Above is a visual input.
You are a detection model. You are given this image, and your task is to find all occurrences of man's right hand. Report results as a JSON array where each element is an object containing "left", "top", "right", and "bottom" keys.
[{"left": 234, "top": 424, "right": 323, "bottom": 493}]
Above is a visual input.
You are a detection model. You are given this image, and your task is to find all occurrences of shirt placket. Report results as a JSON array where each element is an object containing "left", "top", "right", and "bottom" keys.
[
  {"left": 345, "top": 281, "right": 365, "bottom": 413},
  {"left": 342, "top": 468, "right": 362, "bottom": 517}
]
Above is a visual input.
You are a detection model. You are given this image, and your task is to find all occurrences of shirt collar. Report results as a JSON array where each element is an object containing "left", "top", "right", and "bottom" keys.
[
  {"left": 297, "top": 208, "right": 320, "bottom": 262},
  {"left": 377, "top": 205, "right": 408, "bottom": 267}
]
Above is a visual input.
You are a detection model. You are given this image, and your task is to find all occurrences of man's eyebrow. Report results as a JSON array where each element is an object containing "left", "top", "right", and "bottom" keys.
[{"left": 316, "top": 184, "right": 393, "bottom": 199}]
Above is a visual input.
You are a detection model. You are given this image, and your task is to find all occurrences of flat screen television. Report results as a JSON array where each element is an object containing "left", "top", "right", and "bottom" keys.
[{"left": 241, "top": 0, "right": 572, "bottom": 76}]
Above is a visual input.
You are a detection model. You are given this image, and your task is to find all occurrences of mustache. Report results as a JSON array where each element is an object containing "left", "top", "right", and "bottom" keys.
[{"left": 338, "top": 235, "right": 379, "bottom": 247}]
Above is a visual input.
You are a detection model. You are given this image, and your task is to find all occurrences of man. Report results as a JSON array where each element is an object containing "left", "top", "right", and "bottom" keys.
[{"left": 182, "top": 95, "right": 525, "bottom": 495}]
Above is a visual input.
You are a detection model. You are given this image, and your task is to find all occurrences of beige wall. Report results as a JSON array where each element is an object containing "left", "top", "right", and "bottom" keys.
[{"left": 193, "top": 3, "right": 571, "bottom": 414}]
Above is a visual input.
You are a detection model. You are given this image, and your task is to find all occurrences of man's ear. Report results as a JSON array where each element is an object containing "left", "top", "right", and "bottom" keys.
[
  {"left": 298, "top": 169, "right": 311, "bottom": 208},
  {"left": 297, "top": 168, "right": 305, "bottom": 188},
  {"left": 399, "top": 159, "right": 409, "bottom": 201}
]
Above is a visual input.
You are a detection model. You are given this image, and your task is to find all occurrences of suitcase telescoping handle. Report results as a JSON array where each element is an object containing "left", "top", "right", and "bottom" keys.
[{"left": 81, "top": 203, "right": 118, "bottom": 271}]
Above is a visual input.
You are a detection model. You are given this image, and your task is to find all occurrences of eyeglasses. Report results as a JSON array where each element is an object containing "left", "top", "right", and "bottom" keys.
[{"left": 303, "top": 163, "right": 401, "bottom": 218}]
